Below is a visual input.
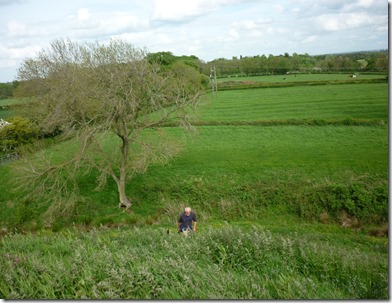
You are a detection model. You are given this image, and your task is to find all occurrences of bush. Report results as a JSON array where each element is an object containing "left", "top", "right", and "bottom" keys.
[{"left": 0, "top": 116, "right": 39, "bottom": 154}]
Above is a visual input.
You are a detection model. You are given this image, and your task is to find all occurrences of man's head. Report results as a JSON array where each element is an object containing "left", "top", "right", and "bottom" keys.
[{"left": 184, "top": 207, "right": 191, "bottom": 215}]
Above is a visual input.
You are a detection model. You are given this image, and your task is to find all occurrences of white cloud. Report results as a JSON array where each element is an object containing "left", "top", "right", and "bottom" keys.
[
  {"left": 7, "top": 21, "right": 51, "bottom": 38},
  {"left": 0, "top": 43, "right": 42, "bottom": 65},
  {"left": 7, "top": 21, "right": 27, "bottom": 36},
  {"left": 67, "top": 8, "right": 149, "bottom": 41},
  {"left": 302, "top": 35, "right": 318, "bottom": 43},
  {"left": 151, "top": 0, "right": 250, "bottom": 22},
  {"left": 317, "top": 12, "right": 385, "bottom": 31},
  {"left": 68, "top": 8, "right": 100, "bottom": 30},
  {"left": 77, "top": 8, "right": 90, "bottom": 22},
  {"left": 273, "top": 4, "right": 284, "bottom": 13},
  {"left": 0, "top": 0, "right": 388, "bottom": 82},
  {"left": 156, "top": 33, "right": 173, "bottom": 44},
  {"left": 233, "top": 17, "right": 273, "bottom": 30}
]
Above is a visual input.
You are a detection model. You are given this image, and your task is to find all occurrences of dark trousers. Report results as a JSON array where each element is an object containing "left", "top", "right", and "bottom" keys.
[{"left": 178, "top": 225, "right": 193, "bottom": 233}]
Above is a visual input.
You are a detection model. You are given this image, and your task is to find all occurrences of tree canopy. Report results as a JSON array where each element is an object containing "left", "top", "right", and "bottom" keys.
[{"left": 14, "top": 39, "right": 204, "bottom": 214}]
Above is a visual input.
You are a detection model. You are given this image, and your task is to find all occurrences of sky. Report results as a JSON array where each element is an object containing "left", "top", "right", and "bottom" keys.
[{"left": 0, "top": 0, "right": 388, "bottom": 82}]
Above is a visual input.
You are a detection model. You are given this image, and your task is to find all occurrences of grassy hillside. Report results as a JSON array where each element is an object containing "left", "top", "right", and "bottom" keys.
[
  {"left": 0, "top": 81, "right": 387, "bottom": 232},
  {"left": 0, "top": 77, "right": 388, "bottom": 299},
  {"left": 0, "top": 223, "right": 388, "bottom": 299}
]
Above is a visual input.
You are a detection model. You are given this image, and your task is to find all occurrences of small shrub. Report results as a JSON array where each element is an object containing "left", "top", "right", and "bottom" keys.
[
  {"left": 125, "top": 213, "right": 138, "bottom": 225},
  {"left": 319, "top": 211, "right": 329, "bottom": 224},
  {"left": 339, "top": 212, "right": 360, "bottom": 229},
  {"left": 0, "top": 116, "right": 39, "bottom": 153},
  {"left": 96, "top": 217, "right": 114, "bottom": 227},
  {"left": 367, "top": 224, "right": 388, "bottom": 237},
  {"left": 76, "top": 215, "right": 93, "bottom": 226}
]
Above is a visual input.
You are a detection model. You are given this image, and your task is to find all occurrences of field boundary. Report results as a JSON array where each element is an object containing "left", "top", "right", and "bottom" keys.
[
  {"left": 162, "top": 118, "right": 386, "bottom": 127},
  {"left": 217, "top": 78, "right": 388, "bottom": 91}
]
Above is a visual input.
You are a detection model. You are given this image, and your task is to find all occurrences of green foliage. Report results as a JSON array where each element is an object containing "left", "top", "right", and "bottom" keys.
[
  {"left": 0, "top": 82, "right": 17, "bottom": 99},
  {"left": 0, "top": 116, "right": 39, "bottom": 154},
  {"left": 289, "top": 180, "right": 388, "bottom": 223},
  {"left": 204, "top": 50, "right": 388, "bottom": 76},
  {"left": 170, "top": 61, "right": 210, "bottom": 90},
  {"left": 0, "top": 225, "right": 387, "bottom": 299},
  {"left": 147, "top": 51, "right": 178, "bottom": 66},
  {"left": 147, "top": 51, "right": 209, "bottom": 89}
]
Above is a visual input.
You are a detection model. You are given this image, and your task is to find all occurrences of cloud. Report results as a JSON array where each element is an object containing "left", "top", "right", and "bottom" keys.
[
  {"left": 273, "top": 4, "right": 284, "bottom": 13},
  {"left": 316, "top": 12, "right": 386, "bottom": 31},
  {"left": 302, "top": 35, "right": 318, "bottom": 43},
  {"left": 67, "top": 8, "right": 149, "bottom": 41},
  {"left": 233, "top": 17, "right": 273, "bottom": 30},
  {"left": 7, "top": 21, "right": 52, "bottom": 38},
  {"left": 0, "top": 43, "right": 42, "bottom": 70},
  {"left": 151, "top": 0, "right": 251, "bottom": 22},
  {"left": 0, "top": 0, "right": 23, "bottom": 6},
  {"left": 68, "top": 8, "right": 100, "bottom": 30}
]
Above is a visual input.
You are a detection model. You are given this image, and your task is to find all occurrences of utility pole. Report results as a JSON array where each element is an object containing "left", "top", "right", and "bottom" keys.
[{"left": 210, "top": 65, "right": 217, "bottom": 97}]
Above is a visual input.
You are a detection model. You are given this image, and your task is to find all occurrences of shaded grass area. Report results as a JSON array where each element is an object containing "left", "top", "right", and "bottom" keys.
[{"left": 0, "top": 224, "right": 387, "bottom": 299}]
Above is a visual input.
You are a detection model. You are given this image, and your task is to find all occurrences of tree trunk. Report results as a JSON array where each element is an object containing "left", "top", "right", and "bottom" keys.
[
  {"left": 118, "top": 179, "right": 132, "bottom": 209},
  {"left": 117, "top": 132, "right": 132, "bottom": 210}
]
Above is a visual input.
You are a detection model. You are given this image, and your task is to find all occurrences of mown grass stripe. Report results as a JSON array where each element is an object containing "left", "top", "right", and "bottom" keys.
[{"left": 199, "top": 83, "right": 387, "bottom": 122}]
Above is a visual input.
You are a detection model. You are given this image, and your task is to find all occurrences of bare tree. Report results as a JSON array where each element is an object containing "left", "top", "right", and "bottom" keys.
[{"left": 14, "top": 39, "right": 203, "bottom": 211}]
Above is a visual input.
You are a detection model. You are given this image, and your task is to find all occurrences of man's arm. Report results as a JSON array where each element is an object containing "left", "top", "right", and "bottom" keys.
[{"left": 193, "top": 221, "right": 197, "bottom": 232}]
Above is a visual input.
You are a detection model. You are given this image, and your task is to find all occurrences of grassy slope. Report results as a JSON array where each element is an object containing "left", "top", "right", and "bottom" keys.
[
  {"left": 0, "top": 82, "right": 388, "bottom": 229},
  {"left": 0, "top": 79, "right": 388, "bottom": 299},
  {"left": 0, "top": 223, "right": 388, "bottom": 299}
]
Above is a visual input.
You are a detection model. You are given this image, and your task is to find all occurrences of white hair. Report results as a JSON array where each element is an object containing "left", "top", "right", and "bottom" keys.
[{"left": 185, "top": 207, "right": 191, "bottom": 212}]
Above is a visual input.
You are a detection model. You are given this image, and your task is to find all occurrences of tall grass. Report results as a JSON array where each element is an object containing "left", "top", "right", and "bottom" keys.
[{"left": 0, "top": 224, "right": 388, "bottom": 299}]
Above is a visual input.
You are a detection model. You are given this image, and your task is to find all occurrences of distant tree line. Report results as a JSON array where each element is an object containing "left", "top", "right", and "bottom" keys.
[
  {"left": 0, "top": 50, "right": 387, "bottom": 98},
  {"left": 201, "top": 50, "right": 388, "bottom": 77},
  {"left": 142, "top": 50, "right": 389, "bottom": 78},
  {"left": 0, "top": 81, "right": 19, "bottom": 99}
]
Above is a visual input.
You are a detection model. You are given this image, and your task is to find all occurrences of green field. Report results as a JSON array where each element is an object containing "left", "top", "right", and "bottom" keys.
[
  {"left": 217, "top": 73, "right": 386, "bottom": 83},
  {"left": 199, "top": 83, "right": 387, "bottom": 122},
  {"left": 0, "top": 98, "right": 20, "bottom": 119},
  {"left": 0, "top": 76, "right": 388, "bottom": 299}
]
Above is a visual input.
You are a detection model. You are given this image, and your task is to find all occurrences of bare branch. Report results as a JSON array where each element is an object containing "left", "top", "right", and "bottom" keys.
[{"left": 14, "top": 39, "right": 204, "bottom": 210}]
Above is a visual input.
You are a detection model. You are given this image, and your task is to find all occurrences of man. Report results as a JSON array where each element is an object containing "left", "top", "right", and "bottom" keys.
[{"left": 178, "top": 207, "right": 197, "bottom": 234}]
